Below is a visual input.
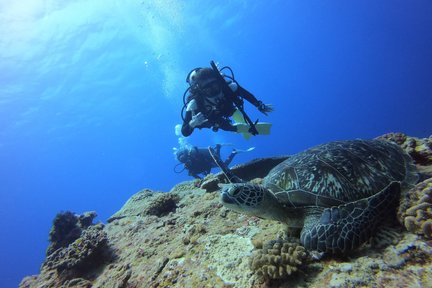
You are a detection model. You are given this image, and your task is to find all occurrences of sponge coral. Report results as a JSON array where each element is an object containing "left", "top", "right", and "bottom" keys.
[
  {"left": 250, "top": 239, "right": 307, "bottom": 280},
  {"left": 398, "top": 178, "right": 432, "bottom": 239}
]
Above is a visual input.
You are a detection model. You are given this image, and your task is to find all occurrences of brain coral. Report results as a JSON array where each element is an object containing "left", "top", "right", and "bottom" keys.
[
  {"left": 398, "top": 178, "right": 432, "bottom": 239},
  {"left": 250, "top": 239, "right": 307, "bottom": 281}
]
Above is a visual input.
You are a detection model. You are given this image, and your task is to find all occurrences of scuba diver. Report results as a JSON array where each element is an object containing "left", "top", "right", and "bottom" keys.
[
  {"left": 174, "top": 144, "right": 253, "bottom": 179},
  {"left": 180, "top": 61, "right": 273, "bottom": 139}
]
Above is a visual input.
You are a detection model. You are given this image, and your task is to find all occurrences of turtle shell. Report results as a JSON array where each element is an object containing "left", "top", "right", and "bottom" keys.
[{"left": 263, "top": 140, "right": 418, "bottom": 207}]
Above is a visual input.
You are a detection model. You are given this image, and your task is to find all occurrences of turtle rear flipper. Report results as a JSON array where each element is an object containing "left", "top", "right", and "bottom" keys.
[{"left": 300, "top": 181, "right": 401, "bottom": 254}]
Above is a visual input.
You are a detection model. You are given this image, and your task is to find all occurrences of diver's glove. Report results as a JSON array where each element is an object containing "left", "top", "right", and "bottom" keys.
[
  {"left": 189, "top": 112, "right": 208, "bottom": 128},
  {"left": 257, "top": 101, "right": 274, "bottom": 116}
]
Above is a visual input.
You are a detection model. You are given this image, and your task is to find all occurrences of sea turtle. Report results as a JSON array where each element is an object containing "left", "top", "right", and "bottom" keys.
[{"left": 209, "top": 139, "right": 418, "bottom": 254}]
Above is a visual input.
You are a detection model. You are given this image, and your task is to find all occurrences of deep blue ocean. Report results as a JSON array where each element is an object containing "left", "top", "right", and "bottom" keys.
[{"left": 1, "top": 1, "right": 431, "bottom": 287}]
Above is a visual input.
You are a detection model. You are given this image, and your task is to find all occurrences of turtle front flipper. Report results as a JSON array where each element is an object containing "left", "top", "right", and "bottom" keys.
[{"left": 300, "top": 181, "right": 401, "bottom": 254}]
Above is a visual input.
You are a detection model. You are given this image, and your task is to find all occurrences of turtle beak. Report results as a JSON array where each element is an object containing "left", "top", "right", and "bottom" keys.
[
  {"left": 221, "top": 192, "right": 236, "bottom": 204},
  {"left": 218, "top": 184, "right": 232, "bottom": 195},
  {"left": 219, "top": 184, "right": 240, "bottom": 206}
]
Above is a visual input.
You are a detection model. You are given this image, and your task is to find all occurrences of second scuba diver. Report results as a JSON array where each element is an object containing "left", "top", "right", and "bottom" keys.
[
  {"left": 174, "top": 144, "right": 253, "bottom": 179},
  {"left": 180, "top": 61, "right": 273, "bottom": 139}
]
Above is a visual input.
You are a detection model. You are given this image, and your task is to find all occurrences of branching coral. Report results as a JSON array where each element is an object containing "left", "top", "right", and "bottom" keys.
[
  {"left": 398, "top": 178, "right": 432, "bottom": 239},
  {"left": 250, "top": 239, "right": 307, "bottom": 280}
]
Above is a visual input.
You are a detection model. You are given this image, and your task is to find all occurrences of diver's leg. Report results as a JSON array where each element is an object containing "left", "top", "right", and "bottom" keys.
[
  {"left": 223, "top": 150, "right": 237, "bottom": 166},
  {"left": 214, "top": 143, "right": 222, "bottom": 155},
  {"left": 218, "top": 119, "right": 237, "bottom": 132}
]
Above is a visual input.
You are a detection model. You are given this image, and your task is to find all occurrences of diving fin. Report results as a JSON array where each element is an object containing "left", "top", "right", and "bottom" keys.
[
  {"left": 232, "top": 109, "right": 246, "bottom": 124},
  {"left": 234, "top": 147, "right": 255, "bottom": 153},
  {"left": 234, "top": 122, "right": 272, "bottom": 140},
  {"left": 233, "top": 109, "right": 272, "bottom": 139},
  {"left": 255, "top": 122, "right": 272, "bottom": 135}
]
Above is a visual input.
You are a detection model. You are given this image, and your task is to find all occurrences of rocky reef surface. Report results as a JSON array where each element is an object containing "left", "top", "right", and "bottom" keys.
[{"left": 20, "top": 133, "right": 432, "bottom": 288}]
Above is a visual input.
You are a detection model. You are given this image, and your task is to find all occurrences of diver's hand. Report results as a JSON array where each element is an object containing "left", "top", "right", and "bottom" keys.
[
  {"left": 257, "top": 101, "right": 274, "bottom": 116},
  {"left": 189, "top": 112, "right": 208, "bottom": 128}
]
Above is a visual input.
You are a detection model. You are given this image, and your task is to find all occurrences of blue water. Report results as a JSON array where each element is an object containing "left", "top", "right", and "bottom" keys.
[{"left": 1, "top": 1, "right": 431, "bottom": 286}]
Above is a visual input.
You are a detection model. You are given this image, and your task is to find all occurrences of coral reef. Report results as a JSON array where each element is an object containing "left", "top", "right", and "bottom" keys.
[
  {"left": 204, "top": 234, "right": 255, "bottom": 286},
  {"left": 251, "top": 239, "right": 307, "bottom": 281},
  {"left": 46, "top": 211, "right": 97, "bottom": 256},
  {"left": 20, "top": 212, "right": 111, "bottom": 288},
  {"left": 378, "top": 133, "right": 432, "bottom": 239},
  {"left": 62, "top": 278, "right": 93, "bottom": 288},
  {"left": 398, "top": 178, "right": 432, "bottom": 239},
  {"left": 377, "top": 133, "right": 432, "bottom": 179},
  {"left": 306, "top": 232, "right": 432, "bottom": 288},
  {"left": 43, "top": 224, "right": 110, "bottom": 272},
  {"left": 20, "top": 133, "right": 432, "bottom": 288},
  {"left": 108, "top": 189, "right": 179, "bottom": 222},
  {"left": 21, "top": 184, "right": 432, "bottom": 288},
  {"left": 145, "top": 193, "right": 179, "bottom": 217},
  {"left": 377, "top": 133, "right": 432, "bottom": 165}
]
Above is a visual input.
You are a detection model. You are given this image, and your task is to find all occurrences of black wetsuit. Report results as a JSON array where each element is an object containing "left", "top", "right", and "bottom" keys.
[{"left": 181, "top": 83, "right": 261, "bottom": 137}]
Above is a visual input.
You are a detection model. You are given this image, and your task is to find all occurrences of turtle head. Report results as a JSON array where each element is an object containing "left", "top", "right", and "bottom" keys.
[{"left": 219, "top": 183, "right": 273, "bottom": 217}]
